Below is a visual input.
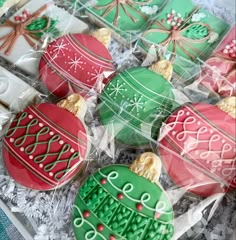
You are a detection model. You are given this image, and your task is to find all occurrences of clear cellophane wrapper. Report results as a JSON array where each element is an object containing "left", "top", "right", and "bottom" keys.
[{"left": 0, "top": 0, "right": 235, "bottom": 240}]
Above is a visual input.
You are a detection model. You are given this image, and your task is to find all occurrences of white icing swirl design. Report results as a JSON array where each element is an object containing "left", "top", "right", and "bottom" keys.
[
  {"left": 73, "top": 205, "right": 106, "bottom": 240},
  {"left": 98, "top": 169, "right": 171, "bottom": 215},
  {"left": 166, "top": 108, "right": 236, "bottom": 181}
]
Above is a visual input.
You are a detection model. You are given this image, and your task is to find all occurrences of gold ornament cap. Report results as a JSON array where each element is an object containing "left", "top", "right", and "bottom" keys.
[
  {"left": 216, "top": 96, "right": 236, "bottom": 119},
  {"left": 130, "top": 152, "right": 162, "bottom": 184},
  {"left": 149, "top": 60, "right": 173, "bottom": 81},
  {"left": 90, "top": 28, "right": 112, "bottom": 49},
  {"left": 57, "top": 94, "right": 87, "bottom": 120}
]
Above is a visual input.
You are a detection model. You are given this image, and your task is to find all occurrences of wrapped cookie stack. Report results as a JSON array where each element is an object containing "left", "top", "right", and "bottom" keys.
[{"left": 0, "top": 0, "right": 235, "bottom": 240}]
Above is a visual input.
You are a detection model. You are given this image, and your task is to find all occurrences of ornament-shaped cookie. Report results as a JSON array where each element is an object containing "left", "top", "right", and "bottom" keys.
[
  {"left": 199, "top": 26, "right": 236, "bottom": 97},
  {"left": 39, "top": 29, "right": 114, "bottom": 98},
  {"left": 99, "top": 60, "right": 178, "bottom": 146},
  {"left": 159, "top": 97, "right": 236, "bottom": 196},
  {"left": 2, "top": 94, "right": 89, "bottom": 190},
  {"left": 72, "top": 152, "right": 174, "bottom": 240}
]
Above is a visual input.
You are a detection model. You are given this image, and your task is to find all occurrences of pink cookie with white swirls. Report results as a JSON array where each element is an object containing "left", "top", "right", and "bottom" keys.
[
  {"left": 199, "top": 26, "right": 236, "bottom": 97},
  {"left": 159, "top": 102, "right": 236, "bottom": 197}
]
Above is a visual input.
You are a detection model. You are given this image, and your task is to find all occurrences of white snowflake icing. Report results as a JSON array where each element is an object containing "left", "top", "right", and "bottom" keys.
[
  {"left": 107, "top": 80, "right": 126, "bottom": 99},
  {"left": 67, "top": 55, "right": 85, "bottom": 72},
  {"left": 191, "top": 12, "right": 206, "bottom": 22},
  {"left": 50, "top": 40, "right": 69, "bottom": 56},
  {"left": 127, "top": 94, "right": 145, "bottom": 115},
  {"left": 87, "top": 66, "right": 103, "bottom": 83},
  {"left": 139, "top": 5, "right": 159, "bottom": 15}
]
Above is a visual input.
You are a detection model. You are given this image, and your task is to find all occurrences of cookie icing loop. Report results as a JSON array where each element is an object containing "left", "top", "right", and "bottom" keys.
[
  {"left": 2, "top": 95, "right": 88, "bottom": 190},
  {"left": 72, "top": 152, "right": 174, "bottom": 240},
  {"left": 159, "top": 101, "right": 236, "bottom": 196}
]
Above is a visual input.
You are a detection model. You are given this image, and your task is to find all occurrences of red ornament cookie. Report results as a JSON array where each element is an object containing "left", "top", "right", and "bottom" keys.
[
  {"left": 158, "top": 97, "right": 236, "bottom": 196},
  {"left": 199, "top": 26, "right": 236, "bottom": 97},
  {"left": 39, "top": 33, "right": 114, "bottom": 98},
  {"left": 2, "top": 95, "right": 88, "bottom": 190}
]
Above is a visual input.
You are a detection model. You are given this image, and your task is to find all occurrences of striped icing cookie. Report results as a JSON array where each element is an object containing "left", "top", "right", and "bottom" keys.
[
  {"left": 159, "top": 99, "right": 236, "bottom": 196},
  {"left": 99, "top": 66, "right": 178, "bottom": 147},
  {"left": 39, "top": 33, "right": 114, "bottom": 98},
  {"left": 2, "top": 100, "right": 88, "bottom": 190},
  {"left": 72, "top": 153, "right": 174, "bottom": 240}
]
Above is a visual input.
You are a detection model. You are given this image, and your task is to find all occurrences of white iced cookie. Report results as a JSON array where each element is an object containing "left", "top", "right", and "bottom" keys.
[{"left": 0, "top": 66, "right": 41, "bottom": 111}]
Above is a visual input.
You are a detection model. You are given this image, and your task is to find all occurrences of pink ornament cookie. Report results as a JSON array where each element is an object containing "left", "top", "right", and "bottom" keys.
[
  {"left": 159, "top": 97, "right": 236, "bottom": 196},
  {"left": 39, "top": 33, "right": 114, "bottom": 98},
  {"left": 199, "top": 26, "right": 236, "bottom": 97},
  {"left": 2, "top": 94, "right": 89, "bottom": 190}
]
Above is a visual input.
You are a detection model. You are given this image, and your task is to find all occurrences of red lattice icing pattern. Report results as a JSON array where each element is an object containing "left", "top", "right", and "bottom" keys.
[
  {"left": 2, "top": 103, "right": 88, "bottom": 190},
  {"left": 159, "top": 103, "right": 236, "bottom": 196},
  {"left": 39, "top": 34, "right": 114, "bottom": 98}
]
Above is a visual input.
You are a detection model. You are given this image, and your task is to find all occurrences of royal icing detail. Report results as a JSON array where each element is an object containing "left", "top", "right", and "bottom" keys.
[
  {"left": 161, "top": 10, "right": 183, "bottom": 28},
  {"left": 73, "top": 165, "right": 174, "bottom": 240},
  {"left": 159, "top": 103, "right": 236, "bottom": 196},
  {"left": 99, "top": 67, "right": 176, "bottom": 146},
  {"left": 222, "top": 39, "right": 236, "bottom": 58},
  {"left": 2, "top": 103, "right": 88, "bottom": 190},
  {"left": 39, "top": 34, "right": 114, "bottom": 98}
]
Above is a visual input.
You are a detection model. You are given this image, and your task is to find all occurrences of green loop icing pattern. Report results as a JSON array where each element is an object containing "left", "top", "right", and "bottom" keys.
[
  {"left": 73, "top": 165, "right": 174, "bottom": 240},
  {"left": 5, "top": 111, "right": 81, "bottom": 182},
  {"left": 183, "top": 24, "right": 209, "bottom": 40}
]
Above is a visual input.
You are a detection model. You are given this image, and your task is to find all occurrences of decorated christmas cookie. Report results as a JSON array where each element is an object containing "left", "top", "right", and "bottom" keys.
[
  {"left": 0, "top": 66, "right": 41, "bottom": 111},
  {"left": 99, "top": 60, "right": 179, "bottom": 146},
  {"left": 77, "top": 0, "right": 167, "bottom": 40},
  {"left": 140, "top": 0, "right": 230, "bottom": 62},
  {"left": 2, "top": 94, "right": 89, "bottom": 190},
  {"left": 39, "top": 29, "right": 114, "bottom": 98},
  {"left": 72, "top": 152, "right": 174, "bottom": 240},
  {"left": 199, "top": 26, "right": 236, "bottom": 97},
  {"left": 0, "top": 0, "right": 89, "bottom": 75},
  {"left": 158, "top": 97, "right": 236, "bottom": 197}
]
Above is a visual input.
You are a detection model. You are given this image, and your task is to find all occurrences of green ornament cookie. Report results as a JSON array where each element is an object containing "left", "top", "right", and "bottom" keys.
[
  {"left": 76, "top": 0, "right": 167, "bottom": 40},
  {"left": 72, "top": 152, "right": 175, "bottom": 240},
  {"left": 99, "top": 61, "right": 178, "bottom": 146}
]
